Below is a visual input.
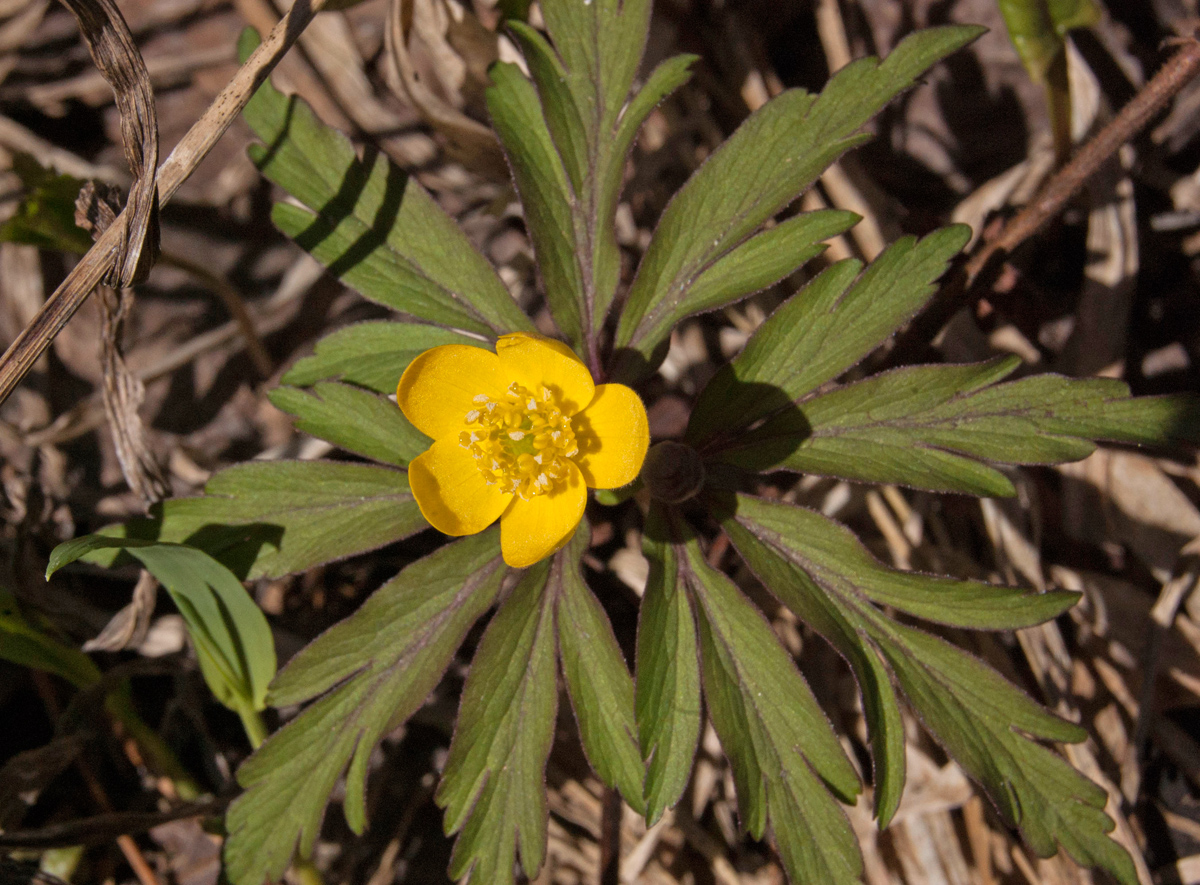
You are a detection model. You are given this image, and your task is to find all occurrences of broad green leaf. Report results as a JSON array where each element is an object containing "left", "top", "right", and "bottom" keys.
[
  {"left": 681, "top": 538, "right": 862, "bottom": 883},
  {"left": 268, "top": 383, "right": 429, "bottom": 468},
  {"left": 636, "top": 507, "right": 701, "bottom": 824},
  {"left": 224, "top": 533, "right": 505, "bottom": 885},
  {"left": 282, "top": 322, "right": 486, "bottom": 394},
  {"left": 486, "top": 61, "right": 585, "bottom": 347},
  {"left": 688, "top": 225, "right": 970, "bottom": 446},
  {"left": 238, "top": 30, "right": 530, "bottom": 337},
  {"left": 0, "top": 587, "right": 101, "bottom": 688},
  {"left": 554, "top": 525, "right": 645, "bottom": 813},
  {"left": 873, "top": 622, "right": 1136, "bottom": 885},
  {"left": 722, "top": 494, "right": 1135, "bottom": 883},
  {"left": 615, "top": 28, "right": 983, "bottom": 373},
  {"left": 89, "top": 461, "right": 425, "bottom": 580},
  {"left": 437, "top": 561, "right": 557, "bottom": 885},
  {"left": 49, "top": 537, "right": 275, "bottom": 712},
  {"left": 714, "top": 357, "right": 1200, "bottom": 496}
]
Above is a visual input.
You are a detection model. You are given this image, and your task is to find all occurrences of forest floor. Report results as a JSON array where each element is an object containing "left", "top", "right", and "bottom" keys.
[{"left": 3, "top": 0, "right": 1200, "bottom": 883}]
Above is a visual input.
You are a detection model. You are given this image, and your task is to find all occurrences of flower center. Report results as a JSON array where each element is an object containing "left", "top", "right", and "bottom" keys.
[{"left": 459, "top": 382, "right": 579, "bottom": 499}]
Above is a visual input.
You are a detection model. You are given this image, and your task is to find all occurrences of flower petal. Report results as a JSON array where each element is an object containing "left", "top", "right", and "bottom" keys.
[
  {"left": 397, "top": 344, "right": 506, "bottom": 440},
  {"left": 573, "top": 383, "right": 649, "bottom": 489},
  {"left": 499, "top": 461, "right": 586, "bottom": 567},
  {"left": 408, "top": 437, "right": 511, "bottom": 535},
  {"left": 496, "top": 333, "right": 594, "bottom": 414}
]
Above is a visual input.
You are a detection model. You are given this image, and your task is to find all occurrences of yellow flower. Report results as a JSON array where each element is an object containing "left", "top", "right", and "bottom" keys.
[{"left": 397, "top": 333, "right": 650, "bottom": 568}]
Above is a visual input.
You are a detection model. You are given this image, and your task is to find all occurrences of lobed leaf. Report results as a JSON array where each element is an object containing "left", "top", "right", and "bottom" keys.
[
  {"left": 615, "top": 28, "right": 983, "bottom": 374},
  {"left": 89, "top": 461, "right": 424, "bottom": 580},
  {"left": 554, "top": 525, "right": 645, "bottom": 812},
  {"left": 437, "top": 560, "right": 558, "bottom": 885},
  {"left": 713, "top": 357, "right": 1200, "bottom": 496},
  {"left": 681, "top": 536, "right": 863, "bottom": 883},
  {"left": 723, "top": 494, "right": 1135, "bottom": 882},
  {"left": 223, "top": 533, "right": 506, "bottom": 885},
  {"left": 50, "top": 537, "right": 275, "bottom": 712},
  {"left": 268, "top": 382, "right": 428, "bottom": 468},
  {"left": 239, "top": 30, "right": 530, "bottom": 337},
  {"left": 636, "top": 507, "right": 701, "bottom": 824},
  {"left": 688, "top": 225, "right": 970, "bottom": 446},
  {"left": 282, "top": 321, "right": 486, "bottom": 394}
]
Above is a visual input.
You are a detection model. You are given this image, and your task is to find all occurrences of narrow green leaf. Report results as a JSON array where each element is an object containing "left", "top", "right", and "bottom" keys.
[
  {"left": 437, "top": 561, "right": 558, "bottom": 885},
  {"left": 282, "top": 322, "right": 486, "bottom": 394},
  {"left": 681, "top": 538, "right": 863, "bottom": 883},
  {"left": 715, "top": 357, "right": 1200, "bottom": 496},
  {"left": 486, "top": 61, "right": 586, "bottom": 347},
  {"left": 554, "top": 525, "right": 645, "bottom": 813},
  {"left": 616, "top": 28, "right": 983, "bottom": 372},
  {"left": 224, "top": 533, "right": 505, "bottom": 885},
  {"left": 268, "top": 382, "right": 429, "bottom": 468},
  {"left": 87, "top": 461, "right": 424, "bottom": 580},
  {"left": 50, "top": 537, "right": 275, "bottom": 712},
  {"left": 723, "top": 493, "right": 1135, "bottom": 882},
  {"left": 0, "top": 587, "right": 101, "bottom": 688},
  {"left": 636, "top": 507, "right": 701, "bottom": 824},
  {"left": 239, "top": 29, "right": 530, "bottom": 336},
  {"left": 688, "top": 225, "right": 970, "bottom": 446}
]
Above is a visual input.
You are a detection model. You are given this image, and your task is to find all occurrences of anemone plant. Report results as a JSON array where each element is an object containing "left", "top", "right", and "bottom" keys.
[{"left": 51, "top": 3, "right": 1199, "bottom": 883}]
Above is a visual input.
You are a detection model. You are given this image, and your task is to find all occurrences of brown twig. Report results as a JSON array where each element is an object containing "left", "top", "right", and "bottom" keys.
[
  {"left": 598, "top": 786, "right": 623, "bottom": 885},
  {"left": 0, "top": 0, "right": 328, "bottom": 407}
]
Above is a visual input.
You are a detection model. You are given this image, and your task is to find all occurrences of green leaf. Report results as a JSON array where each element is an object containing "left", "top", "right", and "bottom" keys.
[
  {"left": 0, "top": 587, "right": 101, "bottom": 688},
  {"left": 89, "top": 461, "right": 425, "bottom": 580},
  {"left": 681, "top": 537, "right": 863, "bottom": 883},
  {"left": 873, "top": 623, "right": 1136, "bottom": 885},
  {"left": 687, "top": 225, "right": 970, "bottom": 446},
  {"left": 282, "top": 321, "right": 487, "bottom": 394},
  {"left": 554, "top": 525, "right": 645, "bottom": 813},
  {"left": 636, "top": 507, "right": 701, "bottom": 824},
  {"left": 999, "top": 0, "right": 1099, "bottom": 81},
  {"left": 615, "top": 28, "right": 983, "bottom": 373},
  {"left": 0, "top": 155, "right": 95, "bottom": 254},
  {"left": 486, "top": 61, "right": 586, "bottom": 347},
  {"left": 437, "top": 560, "right": 558, "bottom": 885},
  {"left": 713, "top": 357, "right": 1200, "bottom": 496},
  {"left": 722, "top": 493, "right": 1135, "bottom": 883},
  {"left": 49, "top": 537, "right": 275, "bottom": 712},
  {"left": 493, "top": 2, "right": 694, "bottom": 345},
  {"left": 223, "top": 532, "right": 505, "bottom": 885},
  {"left": 268, "top": 382, "right": 429, "bottom": 468},
  {"left": 239, "top": 29, "right": 531, "bottom": 337}
]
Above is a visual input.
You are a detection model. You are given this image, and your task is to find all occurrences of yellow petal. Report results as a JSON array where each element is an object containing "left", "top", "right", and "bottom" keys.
[
  {"left": 499, "top": 462, "right": 586, "bottom": 567},
  {"left": 496, "top": 333, "right": 594, "bottom": 414},
  {"left": 573, "top": 383, "right": 649, "bottom": 489},
  {"left": 408, "top": 437, "right": 511, "bottom": 535},
  {"left": 397, "top": 345, "right": 506, "bottom": 440}
]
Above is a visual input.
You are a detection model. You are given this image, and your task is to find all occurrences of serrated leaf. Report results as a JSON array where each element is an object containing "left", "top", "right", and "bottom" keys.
[
  {"left": 89, "top": 461, "right": 424, "bottom": 580},
  {"left": 615, "top": 28, "right": 983, "bottom": 373},
  {"left": 496, "top": 2, "right": 694, "bottom": 343},
  {"left": 713, "top": 356, "right": 1200, "bottom": 496},
  {"left": 238, "top": 29, "right": 530, "bottom": 337},
  {"left": 0, "top": 586, "right": 101, "bottom": 688},
  {"left": 688, "top": 225, "right": 970, "bottom": 446},
  {"left": 681, "top": 537, "right": 863, "bottom": 883},
  {"left": 282, "top": 322, "right": 486, "bottom": 393},
  {"left": 268, "top": 382, "right": 429, "bottom": 468},
  {"left": 49, "top": 537, "right": 275, "bottom": 712},
  {"left": 486, "top": 60, "right": 586, "bottom": 347},
  {"left": 224, "top": 533, "right": 505, "bottom": 885},
  {"left": 722, "top": 493, "right": 1135, "bottom": 882},
  {"left": 437, "top": 560, "right": 557, "bottom": 885},
  {"left": 554, "top": 525, "right": 645, "bottom": 813},
  {"left": 636, "top": 507, "right": 701, "bottom": 824}
]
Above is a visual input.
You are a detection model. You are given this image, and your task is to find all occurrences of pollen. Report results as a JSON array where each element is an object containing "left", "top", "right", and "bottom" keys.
[{"left": 459, "top": 382, "right": 579, "bottom": 499}]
